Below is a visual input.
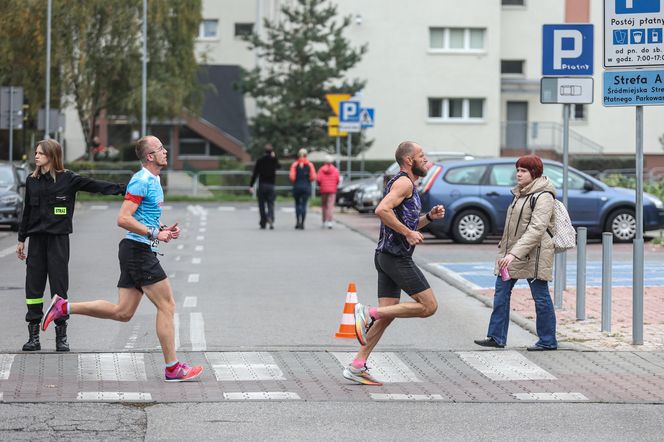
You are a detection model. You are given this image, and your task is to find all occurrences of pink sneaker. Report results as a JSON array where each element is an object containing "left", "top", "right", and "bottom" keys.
[
  {"left": 42, "top": 295, "right": 67, "bottom": 332},
  {"left": 164, "top": 362, "right": 204, "bottom": 382}
]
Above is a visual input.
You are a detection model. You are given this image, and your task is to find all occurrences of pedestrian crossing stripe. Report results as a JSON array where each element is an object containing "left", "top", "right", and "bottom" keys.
[
  {"left": 513, "top": 392, "right": 588, "bottom": 401},
  {"left": 206, "top": 352, "right": 286, "bottom": 381},
  {"left": 0, "top": 355, "right": 14, "bottom": 380},
  {"left": 223, "top": 392, "right": 301, "bottom": 400},
  {"left": 331, "top": 352, "right": 421, "bottom": 383},
  {"left": 78, "top": 354, "right": 147, "bottom": 382},
  {"left": 456, "top": 351, "right": 557, "bottom": 381},
  {"left": 77, "top": 392, "right": 153, "bottom": 402}
]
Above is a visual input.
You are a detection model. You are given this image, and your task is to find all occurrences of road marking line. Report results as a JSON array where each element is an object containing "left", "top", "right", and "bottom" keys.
[
  {"left": 90, "top": 205, "right": 108, "bottom": 210},
  {"left": 249, "top": 207, "right": 258, "bottom": 211},
  {"left": 281, "top": 207, "right": 295, "bottom": 213},
  {"left": 0, "top": 354, "right": 15, "bottom": 380},
  {"left": 177, "top": 244, "right": 184, "bottom": 250},
  {"left": 206, "top": 352, "right": 286, "bottom": 381},
  {"left": 168, "top": 273, "right": 175, "bottom": 279},
  {"left": 190, "top": 312, "right": 207, "bottom": 351},
  {"left": 192, "top": 257, "right": 201, "bottom": 264},
  {"left": 183, "top": 296, "right": 197, "bottom": 307},
  {"left": 371, "top": 394, "right": 446, "bottom": 401},
  {"left": 187, "top": 274, "right": 199, "bottom": 283},
  {"left": 223, "top": 392, "right": 300, "bottom": 400},
  {"left": 174, "top": 313, "right": 180, "bottom": 350},
  {"left": 199, "top": 227, "right": 206, "bottom": 232},
  {"left": 77, "top": 392, "right": 152, "bottom": 402},
  {"left": 331, "top": 352, "right": 421, "bottom": 383},
  {"left": 175, "top": 256, "right": 181, "bottom": 262},
  {"left": 0, "top": 246, "right": 15, "bottom": 258},
  {"left": 196, "top": 235, "right": 204, "bottom": 241},
  {"left": 78, "top": 353, "right": 147, "bottom": 381},
  {"left": 218, "top": 206, "right": 236, "bottom": 211},
  {"left": 200, "top": 221, "right": 207, "bottom": 226},
  {"left": 513, "top": 392, "right": 589, "bottom": 401},
  {"left": 195, "top": 245, "right": 204, "bottom": 252},
  {"left": 162, "top": 205, "right": 172, "bottom": 211},
  {"left": 0, "top": 393, "right": 3, "bottom": 401},
  {"left": 123, "top": 324, "right": 141, "bottom": 350},
  {"left": 457, "top": 351, "right": 557, "bottom": 381}
]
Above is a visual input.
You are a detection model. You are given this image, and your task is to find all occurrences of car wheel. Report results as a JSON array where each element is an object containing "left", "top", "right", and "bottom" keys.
[
  {"left": 605, "top": 208, "right": 636, "bottom": 242},
  {"left": 452, "top": 210, "right": 488, "bottom": 244}
]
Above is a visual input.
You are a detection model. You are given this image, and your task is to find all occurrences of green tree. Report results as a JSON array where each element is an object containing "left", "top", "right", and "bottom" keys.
[
  {"left": 239, "top": 0, "right": 367, "bottom": 158},
  {"left": 0, "top": 0, "right": 202, "bottom": 159}
]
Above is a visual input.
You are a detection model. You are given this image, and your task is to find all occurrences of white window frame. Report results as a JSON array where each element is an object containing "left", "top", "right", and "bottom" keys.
[
  {"left": 198, "top": 19, "right": 219, "bottom": 40},
  {"left": 427, "top": 98, "right": 486, "bottom": 123},
  {"left": 428, "top": 27, "right": 486, "bottom": 53}
]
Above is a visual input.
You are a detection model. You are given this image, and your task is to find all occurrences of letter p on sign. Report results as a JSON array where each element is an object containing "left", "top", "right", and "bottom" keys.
[{"left": 553, "top": 29, "right": 582, "bottom": 69}]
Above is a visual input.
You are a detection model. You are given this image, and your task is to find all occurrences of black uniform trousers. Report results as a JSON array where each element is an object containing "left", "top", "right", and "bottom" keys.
[{"left": 25, "top": 234, "right": 70, "bottom": 325}]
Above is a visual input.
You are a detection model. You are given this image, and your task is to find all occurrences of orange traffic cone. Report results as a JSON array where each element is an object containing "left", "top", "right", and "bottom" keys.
[{"left": 335, "top": 282, "right": 358, "bottom": 339}]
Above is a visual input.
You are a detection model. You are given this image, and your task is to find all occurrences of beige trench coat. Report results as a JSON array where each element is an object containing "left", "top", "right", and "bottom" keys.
[{"left": 494, "top": 176, "right": 557, "bottom": 281}]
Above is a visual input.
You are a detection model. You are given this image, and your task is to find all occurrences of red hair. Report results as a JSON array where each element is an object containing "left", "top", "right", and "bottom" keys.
[{"left": 515, "top": 155, "right": 543, "bottom": 179}]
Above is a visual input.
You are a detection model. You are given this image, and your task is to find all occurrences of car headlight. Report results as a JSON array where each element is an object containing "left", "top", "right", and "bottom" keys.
[{"left": 0, "top": 194, "right": 19, "bottom": 205}]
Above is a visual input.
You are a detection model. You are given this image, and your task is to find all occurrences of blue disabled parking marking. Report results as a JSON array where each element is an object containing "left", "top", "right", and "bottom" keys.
[{"left": 433, "top": 262, "right": 664, "bottom": 289}]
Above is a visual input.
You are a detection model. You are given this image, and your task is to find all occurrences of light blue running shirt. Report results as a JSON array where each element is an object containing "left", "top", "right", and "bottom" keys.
[{"left": 124, "top": 167, "right": 163, "bottom": 250}]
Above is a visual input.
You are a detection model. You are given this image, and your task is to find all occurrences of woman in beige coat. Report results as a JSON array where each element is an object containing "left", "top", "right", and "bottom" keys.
[{"left": 474, "top": 155, "right": 558, "bottom": 351}]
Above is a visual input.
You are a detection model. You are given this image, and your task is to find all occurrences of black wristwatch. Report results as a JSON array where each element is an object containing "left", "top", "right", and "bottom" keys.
[{"left": 425, "top": 212, "right": 433, "bottom": 222}]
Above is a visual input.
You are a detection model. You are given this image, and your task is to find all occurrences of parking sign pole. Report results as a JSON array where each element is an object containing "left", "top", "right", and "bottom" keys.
[
  {"left": 561, "top": 103, "right": 570, "bottom": 291},
  {"left": 9, "top": 86, "right": 14, "bottom": 163},
  {"left": 335, "top": 136, "right": 341, "bottom": 172},
  {"left": 346, "top": 134, "right": 352, "bottom": 181},
  {"left": 633, "top": 105, "right": 644, "bottom": 345}
]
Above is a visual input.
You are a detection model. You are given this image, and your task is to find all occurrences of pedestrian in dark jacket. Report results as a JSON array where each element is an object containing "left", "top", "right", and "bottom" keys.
[
  {"left": 15, "top": 139, "right": 125, "bottom": 352},
  {"left": 249, "top": 144, "right": 281, "bottom": 229},
  {"left": 288, "top": 148, "right": 316, "bottom": 230}
]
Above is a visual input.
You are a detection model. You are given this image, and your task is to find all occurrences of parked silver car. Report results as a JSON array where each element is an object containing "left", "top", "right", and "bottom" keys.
[{"left": 0, "top": 162, "right": 25, "bottom": 231}]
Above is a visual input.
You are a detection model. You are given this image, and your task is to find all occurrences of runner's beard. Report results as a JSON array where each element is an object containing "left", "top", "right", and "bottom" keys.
[{"left": 413, "top": 164, "right": 428, "bottom": 177}]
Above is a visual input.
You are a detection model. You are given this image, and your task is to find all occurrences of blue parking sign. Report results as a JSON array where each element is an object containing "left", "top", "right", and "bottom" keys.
[
  {"left": 542, "top": 24, "right": 594, "bottom": 76},
  {"left": 339, "top": 101, "right": 360, "bottom": 123},
  {"left": 615, "top": 0, "right": 660, "bottom": 14}
]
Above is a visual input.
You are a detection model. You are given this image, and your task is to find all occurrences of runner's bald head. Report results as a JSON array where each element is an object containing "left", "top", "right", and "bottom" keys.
[{"left": 395, "top": 141, "right": 418, "bottom": 166}]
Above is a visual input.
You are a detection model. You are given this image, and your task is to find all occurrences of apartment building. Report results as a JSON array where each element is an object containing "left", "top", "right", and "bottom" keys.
[{"left": 197, "top": 0, "right": 664, "bottom": 162}]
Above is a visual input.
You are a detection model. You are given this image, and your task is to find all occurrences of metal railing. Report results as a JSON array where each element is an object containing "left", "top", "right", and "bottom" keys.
[{"left": 501, "top": 121, "right": 604, "bottom": 154}]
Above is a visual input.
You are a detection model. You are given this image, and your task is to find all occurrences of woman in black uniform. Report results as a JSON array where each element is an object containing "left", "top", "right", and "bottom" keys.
[{"left": 16, "top": 139, "right": 125, "bottom": 352}]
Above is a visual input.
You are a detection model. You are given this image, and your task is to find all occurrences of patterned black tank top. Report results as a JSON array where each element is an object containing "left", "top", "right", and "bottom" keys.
[{"left": 376, "top": 171, "right": 421, "bottom": 257}]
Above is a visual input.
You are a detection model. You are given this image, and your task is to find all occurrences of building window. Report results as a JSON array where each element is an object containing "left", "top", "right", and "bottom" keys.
[
  {"left": 572, "top": 104, "right": 587, "bottom": 121},
  {"left": 429, "top": 27, "right": 485, "bottom": 52},
  {"left": 234, "top": 23, "right": 254, "bottom": 37},
  {"left": 199, "top": 19, "right": 219, "bottom": 39},
  {"left": 428, "top": 98, "right": 485, "bottom": 121},
  {"left": 501, "top": 60, "right": 525, "bottom": 75},
  {"left": 502, "top": 0, "right": 525, "bottom": 6}
]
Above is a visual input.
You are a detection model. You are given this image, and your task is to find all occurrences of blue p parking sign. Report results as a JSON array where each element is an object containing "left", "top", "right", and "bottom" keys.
[{"left": 542, "top": 24, "right": 594, "bottom": 76}]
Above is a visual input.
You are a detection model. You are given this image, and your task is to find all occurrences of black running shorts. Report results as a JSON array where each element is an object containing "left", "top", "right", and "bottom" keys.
[
  {"left": 117, "top": 238, "right": 167, "bottom": 290},
  {"left": 374, "top": 251, "right": 430, "bottom": 299}
]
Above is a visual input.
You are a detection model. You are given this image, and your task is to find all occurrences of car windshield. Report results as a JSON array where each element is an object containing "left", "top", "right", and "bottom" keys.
[{"left": 0, "top": 166, "right": 15, "bottom": 187}]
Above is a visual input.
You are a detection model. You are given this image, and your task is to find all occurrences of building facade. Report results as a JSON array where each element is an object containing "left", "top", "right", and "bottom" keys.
[{"left": 197, "top": 0, "right": 664, "bottom": 162}]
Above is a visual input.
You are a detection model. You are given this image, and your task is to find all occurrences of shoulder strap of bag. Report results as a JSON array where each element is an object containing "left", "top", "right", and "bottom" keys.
[{"left": 529, "top": 191, "right": 556, "bottom": 238}]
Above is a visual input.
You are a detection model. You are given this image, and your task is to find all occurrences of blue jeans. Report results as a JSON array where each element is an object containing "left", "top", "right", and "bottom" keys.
[
  {"left": 293, "top": 189, "right": 310, "bottom": 219},
  {"left": 486, "top": 276, "right": 557, "bottom": 348}
]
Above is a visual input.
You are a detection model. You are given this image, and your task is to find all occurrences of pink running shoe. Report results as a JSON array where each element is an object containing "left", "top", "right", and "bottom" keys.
[
  {"left": 164, "top": 362, "right": 204, "bottom": 382},
  {"left": 42, "top": 295, "right": 67, "bottom": 332}
]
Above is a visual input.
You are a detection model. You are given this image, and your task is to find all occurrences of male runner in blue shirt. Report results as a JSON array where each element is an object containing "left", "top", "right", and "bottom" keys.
[{"left": 42, "top": 135, "right": 203, "bottom": 382}]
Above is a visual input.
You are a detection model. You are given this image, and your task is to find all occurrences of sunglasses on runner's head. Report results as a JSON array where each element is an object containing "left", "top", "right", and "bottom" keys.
[{"left": 148, "top": 145, "right": 166, "bottom": 155}]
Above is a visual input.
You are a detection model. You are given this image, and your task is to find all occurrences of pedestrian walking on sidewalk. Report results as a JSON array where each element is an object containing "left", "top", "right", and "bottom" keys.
[
  {"left": 249, "top": 144, "right": 281, "bottom": 229},
  {"left": 16, "top": 139, "right": 125, "bottom": 352},
  {"left": 344, "top": 141, "right": 445, "bottom": 385},
  {"left": 289, "top": 148, "right": 316, "bottom": 230},
  {"left": 41, "top": 136, "right": 203, "bottom": 382},
  {"left": 316, "top": 155, "right": 340, "bottom": 228},
  {"left": 474, "top": 154, "right": 558, "bottom": 351}
]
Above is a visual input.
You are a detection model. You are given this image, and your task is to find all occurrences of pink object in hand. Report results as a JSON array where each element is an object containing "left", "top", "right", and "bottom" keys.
[{"left": 500, "top": 267, "right": 510, "bottom": 281}]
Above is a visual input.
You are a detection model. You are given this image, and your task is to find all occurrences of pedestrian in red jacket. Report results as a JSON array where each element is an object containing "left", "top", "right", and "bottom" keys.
[{"left": 316, "top": 155, "right": 340, "bottom": 228}]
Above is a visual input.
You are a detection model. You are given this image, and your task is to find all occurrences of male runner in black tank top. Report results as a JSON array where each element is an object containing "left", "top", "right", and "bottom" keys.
[{"left": 342, "top": 141, "right": 445, "bottom": 386}]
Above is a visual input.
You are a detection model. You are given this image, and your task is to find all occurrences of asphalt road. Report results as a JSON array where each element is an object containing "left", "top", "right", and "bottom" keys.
[{"left": 0, "top": 203, "right": 662, "bottom": 441}]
